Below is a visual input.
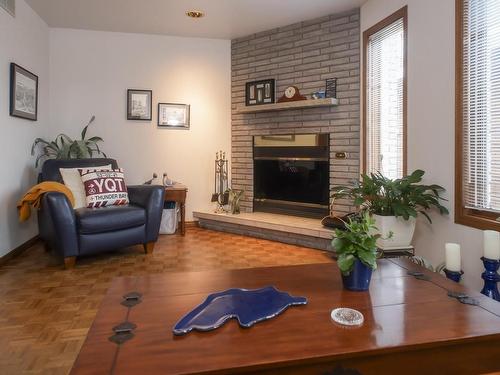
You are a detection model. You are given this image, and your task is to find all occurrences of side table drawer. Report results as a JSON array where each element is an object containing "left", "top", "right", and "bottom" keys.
[{"left": 164, "top": 190, "right": 186, "bottom": 202}]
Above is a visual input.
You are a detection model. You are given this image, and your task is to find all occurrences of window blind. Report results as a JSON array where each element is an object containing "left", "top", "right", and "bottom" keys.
[
  {"left": 366, "top": 17, "right": 405, "bottom": 179},
  {"left": 462, "top": 0, "right": 500, "bottom": 212}
]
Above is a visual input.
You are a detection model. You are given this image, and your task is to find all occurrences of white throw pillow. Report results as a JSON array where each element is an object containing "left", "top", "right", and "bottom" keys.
[{"left": 59, "top": 164, "right": 111, "bottom": 208}]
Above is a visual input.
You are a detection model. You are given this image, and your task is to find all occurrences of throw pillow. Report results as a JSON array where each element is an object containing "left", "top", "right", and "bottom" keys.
[
  {"left": 59, "top": 164, "right": 111, "bottom": 208},
  {"left": 79, "top": 168, "right": 129, "bottom": 208}
]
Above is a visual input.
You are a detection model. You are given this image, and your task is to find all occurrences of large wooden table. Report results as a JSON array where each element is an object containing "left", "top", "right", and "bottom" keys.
[{"left": 71, "top": 260, "right": 500, "bottom": 374}]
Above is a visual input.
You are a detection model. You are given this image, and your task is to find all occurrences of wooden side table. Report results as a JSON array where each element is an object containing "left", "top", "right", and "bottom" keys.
[{"left": 164, "top": 184, "right": 187, "bottom": 236}]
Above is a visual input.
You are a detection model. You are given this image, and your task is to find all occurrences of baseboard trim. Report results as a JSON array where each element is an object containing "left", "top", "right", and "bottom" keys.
[
  {"left": 185, "top": 221, "right": 197, "bottom": 227},
  {"left": 0, "top": 235, "right": 40, "bottom": 266}
]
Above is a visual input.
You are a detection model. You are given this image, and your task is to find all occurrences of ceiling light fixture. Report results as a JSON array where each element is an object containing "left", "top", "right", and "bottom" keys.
[{"left": 186, "top": 10, "right": 205, "bottom": 19}]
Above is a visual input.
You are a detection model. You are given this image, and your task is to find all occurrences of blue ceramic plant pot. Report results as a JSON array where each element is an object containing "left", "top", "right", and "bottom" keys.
[{"left": 341, "top": 259, "right": 373, "bottom": 291}]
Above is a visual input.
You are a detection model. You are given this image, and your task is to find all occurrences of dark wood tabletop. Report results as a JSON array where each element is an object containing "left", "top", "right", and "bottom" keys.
[{"left": 71, "top": 259, "right": 500, "bottom": 375}]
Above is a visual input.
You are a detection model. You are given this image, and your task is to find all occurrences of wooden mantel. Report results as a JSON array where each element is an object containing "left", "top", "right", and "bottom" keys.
[{"left": 236, "top": 98, "right": 338, "bottom": 114}]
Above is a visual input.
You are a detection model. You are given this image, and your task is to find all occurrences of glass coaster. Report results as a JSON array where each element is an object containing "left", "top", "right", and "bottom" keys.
[{"left": 331, "top": 308, "right": 364, "bottom": 326}]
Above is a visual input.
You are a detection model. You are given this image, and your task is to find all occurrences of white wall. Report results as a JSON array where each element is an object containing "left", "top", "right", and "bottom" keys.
[
  {"left": 0, "top": 0, "right": 49, "bottom": 257},
  {"left": 361, "top": 0, "right": 485, "bottom": 289},
  {"left": 49, "top": 29, "right": 231, "bottom": 221}
]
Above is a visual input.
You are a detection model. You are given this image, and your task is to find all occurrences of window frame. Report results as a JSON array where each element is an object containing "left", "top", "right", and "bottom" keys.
[
  {"left": 362, "top": 6, "right": 408, "bottom": 177},
  {"left": 455, "top": 0, "right": 500, "bottom": 231}
]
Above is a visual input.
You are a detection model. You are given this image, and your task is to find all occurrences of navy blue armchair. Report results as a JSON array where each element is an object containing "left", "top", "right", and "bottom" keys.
[{"left": 38, "top": 158, "right": 164, "bottom": 268}]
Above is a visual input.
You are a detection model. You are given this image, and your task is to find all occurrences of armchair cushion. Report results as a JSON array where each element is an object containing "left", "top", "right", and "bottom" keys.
[
  {"left": 60, "top": 164, "right": 111, "bottom": 208},
  {"left": 75, "top": 205, "right": 146, "bottom": 235},
  {"left": 80, "top": 168, "right": 129, "bottom": 208}
]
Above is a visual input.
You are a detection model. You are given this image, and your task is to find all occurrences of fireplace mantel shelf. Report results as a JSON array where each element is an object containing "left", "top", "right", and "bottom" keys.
[{"left": 236, "top": 98, "right": 338, "bottom": 114}]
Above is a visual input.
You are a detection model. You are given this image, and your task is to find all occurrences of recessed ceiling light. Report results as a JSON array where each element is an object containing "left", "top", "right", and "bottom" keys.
[{"left": 186, "top": 10, "right": 204, "bottom": 19}]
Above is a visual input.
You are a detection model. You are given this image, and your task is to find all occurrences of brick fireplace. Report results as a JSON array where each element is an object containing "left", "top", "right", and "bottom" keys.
[{"left": 231, "top": 9, "right": 361, "bottom": 216}]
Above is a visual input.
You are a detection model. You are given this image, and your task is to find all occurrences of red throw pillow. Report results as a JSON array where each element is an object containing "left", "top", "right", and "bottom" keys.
[{"left": 79, "top": 168, "right": 129, "bottom": 208}]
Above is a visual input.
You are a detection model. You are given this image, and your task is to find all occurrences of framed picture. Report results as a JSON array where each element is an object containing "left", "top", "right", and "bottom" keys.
[
  {"left": 245, "top": 79, "right": 275, "bottom": 106},
  {"left": 158, "top": 103, "right": 190, "bottom": 129},
  {"left": 10, "top": 63, "right": 38, "bottom": 121},
  {"left": 127, "top": 89, "right": 152, "bottom": 120},
  {"left": 325, "top": 77, "right": 337, "bottom": 99}
]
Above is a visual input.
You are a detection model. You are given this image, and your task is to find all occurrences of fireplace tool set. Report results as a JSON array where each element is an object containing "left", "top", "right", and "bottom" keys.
[
  {"left": 211, "top": 151, "right": 229, "bottom": 212},
  {"left": 211, "top": 151, "right": 243, "bottom": 214}
]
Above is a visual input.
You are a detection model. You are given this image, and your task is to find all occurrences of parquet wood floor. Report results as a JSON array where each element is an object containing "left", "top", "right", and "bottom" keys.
[{"left": 0, "top": 226, "right": 333, "bottom": 375}]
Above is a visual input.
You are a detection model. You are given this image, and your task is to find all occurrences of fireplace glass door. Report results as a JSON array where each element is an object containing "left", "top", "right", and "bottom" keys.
[{"left": 253, "top": 134, "right": 329, "bottom": 217}]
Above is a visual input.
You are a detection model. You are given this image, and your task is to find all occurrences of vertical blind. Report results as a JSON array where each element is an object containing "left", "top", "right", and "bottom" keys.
[
  {"left": 366, "top": 17, "right": 405, "bottom": 179},
  {"left": 462, "top": 0, "right": 500, "bottom": 212}
]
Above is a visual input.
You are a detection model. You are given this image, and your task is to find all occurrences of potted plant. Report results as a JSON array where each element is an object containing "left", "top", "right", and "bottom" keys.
[
  {"left": 31, "top": 116, "right": 106, "bottom": 167},
  {"left": 228, "top": 189, "right": 244, "bottom": 214},
  {"left": 332, "top": 212, "right": 383, "bottom": 291},
  {"left": 331, "top": 170, "right": 448, "bottom": 249}
]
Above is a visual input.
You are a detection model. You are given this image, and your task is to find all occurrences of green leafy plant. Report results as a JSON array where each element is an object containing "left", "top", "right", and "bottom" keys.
[
  {"left": 332, "top": 212, "right": 385, "bottom": 275},
  {"left": 331, "top": 170, "right": 449, "bottom": 223},
  {"left": 31, "top": 116, "right": 106, "bottom": 167},
  {"left": 228, "top": 189, "right": 244, "bottom": 214}
]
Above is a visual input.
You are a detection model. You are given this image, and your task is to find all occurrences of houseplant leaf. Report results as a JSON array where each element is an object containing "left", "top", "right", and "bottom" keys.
[
  {"left": 331, "top": 170, "right": 448, "bottom": 223},
  {"left": 31, "top": 115, "right": 105, "bottom": 166}
]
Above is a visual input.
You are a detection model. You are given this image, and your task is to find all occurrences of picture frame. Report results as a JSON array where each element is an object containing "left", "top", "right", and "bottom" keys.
[
  {"left": 158, "top": 103, "right": 190, "bottom": 129},
  {"left": 10, "top": 63, "right": 38, "bottom": 121},
  {"left": 245, "top": 79, "right": 275, "bottom": 106},
  {"left": 127, "top": 89, "right": 152, "bottom": 121},
  {"left": 325, "top": 77, "right": 338, "bottom": 99}
]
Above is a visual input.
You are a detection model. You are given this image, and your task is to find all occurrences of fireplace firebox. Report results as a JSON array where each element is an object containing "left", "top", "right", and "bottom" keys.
[{"left": 253, "top": 134, "right": 329, "bottom": 218}]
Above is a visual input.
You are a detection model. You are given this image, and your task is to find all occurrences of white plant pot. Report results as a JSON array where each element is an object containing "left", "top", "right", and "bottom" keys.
[{"left": 372, "top": 214, "right": 416, "bottom": 249}]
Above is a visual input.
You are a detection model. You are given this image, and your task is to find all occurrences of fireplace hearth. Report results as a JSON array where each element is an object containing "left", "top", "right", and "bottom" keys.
[{"left": 253, "top": 134, "right": 329, "bottom": 218}]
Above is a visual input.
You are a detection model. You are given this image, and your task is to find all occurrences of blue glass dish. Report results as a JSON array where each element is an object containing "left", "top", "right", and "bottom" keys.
[{"left": 172, "top": 286, "right": 307, "bottom": 336}]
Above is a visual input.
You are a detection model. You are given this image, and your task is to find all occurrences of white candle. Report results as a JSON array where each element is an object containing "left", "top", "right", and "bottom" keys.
[
  {"left": 483, "top": 230, "right": 500, "bottom": 260},
  {"left": 445, "top": 243, "right": 461, "bottom": 272}
]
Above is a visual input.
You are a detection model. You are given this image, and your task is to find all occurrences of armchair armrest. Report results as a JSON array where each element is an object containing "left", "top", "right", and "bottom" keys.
[
  {"left": 128, "top": 185, "right": 165, "bottom": 242},
  {"left": 39, "top": 192, "right": 79, "bottom": 257}
]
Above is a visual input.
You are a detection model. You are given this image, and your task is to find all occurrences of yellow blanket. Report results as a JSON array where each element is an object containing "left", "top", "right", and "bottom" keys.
[{"left": 17, "top": 181, "right": 75, "bottom": 222}]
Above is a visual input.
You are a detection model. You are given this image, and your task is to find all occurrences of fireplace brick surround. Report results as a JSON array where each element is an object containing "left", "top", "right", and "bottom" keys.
[{"left": 231, "top": 9, "right": 361, "bottom": 215}]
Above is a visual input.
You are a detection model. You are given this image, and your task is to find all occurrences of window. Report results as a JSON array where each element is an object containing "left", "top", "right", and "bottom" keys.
[
  {"left": 456, "top": 0, "right": 500, "bottom": 230},
  {"left": 363, "top": 7, "right": 407, "bottom": 179}
]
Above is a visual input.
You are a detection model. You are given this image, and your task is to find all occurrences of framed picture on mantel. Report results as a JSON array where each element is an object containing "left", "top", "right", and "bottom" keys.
[{"left": 245, "top": 79, "right": 275, "bottom": 106}]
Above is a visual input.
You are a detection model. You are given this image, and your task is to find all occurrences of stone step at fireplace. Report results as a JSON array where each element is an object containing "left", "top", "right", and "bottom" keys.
[{"left": 193, "top": 211, "right": 334, "bottom": 251}]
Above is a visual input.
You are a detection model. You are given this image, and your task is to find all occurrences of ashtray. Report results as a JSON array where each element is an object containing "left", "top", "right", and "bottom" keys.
[{"left": 331, "top": 308, "right": 364, "bottom": 326}]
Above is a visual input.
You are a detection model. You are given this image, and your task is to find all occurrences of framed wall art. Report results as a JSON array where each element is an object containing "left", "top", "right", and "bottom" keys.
[
  {"left": 10, "top": 63, "right": 38, "bottom": 121},
  {"left": 325, "top": 78, "right": 337, "bottom": 99},
  {"left": 245, "top": 79, "right": 275, "bottom": 106},
  {"left": 158, "top": 103, "right": 190, "bottom": 129},
  {"left": 127, "top": 89, "right": 152, "bottom": 120}
]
